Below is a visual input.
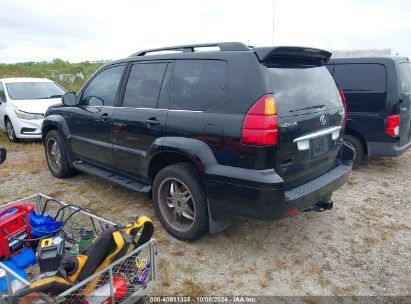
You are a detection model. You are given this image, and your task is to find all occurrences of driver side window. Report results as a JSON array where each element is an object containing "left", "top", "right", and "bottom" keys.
[{"left": 81, "top": 65, "right": 125, "bottom": 106}]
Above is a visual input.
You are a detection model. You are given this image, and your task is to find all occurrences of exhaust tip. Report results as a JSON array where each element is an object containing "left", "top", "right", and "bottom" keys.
[{"left": 304, "top": 200, "right": 334, "bottom": 212}]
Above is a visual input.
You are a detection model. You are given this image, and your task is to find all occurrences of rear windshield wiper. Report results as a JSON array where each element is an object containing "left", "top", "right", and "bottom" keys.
[{"left": 290, "top": 104, "right": 325, "bottom": 112}]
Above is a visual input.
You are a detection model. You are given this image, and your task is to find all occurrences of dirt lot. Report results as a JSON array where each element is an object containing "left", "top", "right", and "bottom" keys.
[{"left": 0, "top": 132, "right": 410, "bottom": 297}]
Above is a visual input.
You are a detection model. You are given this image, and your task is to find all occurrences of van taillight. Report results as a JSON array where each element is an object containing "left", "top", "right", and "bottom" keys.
[
  {"left": 338, "top": 88, "right": 348, "bottom": 126},
  {"left": 385, "top": 114, "right": 400, "bottom": 137},
  {"left": 241, "top": 94, "right": 278, "bottom": 145}
]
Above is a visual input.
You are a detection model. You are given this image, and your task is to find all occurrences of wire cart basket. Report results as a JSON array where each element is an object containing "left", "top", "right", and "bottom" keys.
[{"left": 0, "top": 193, "right": 157, "bottom": 304}]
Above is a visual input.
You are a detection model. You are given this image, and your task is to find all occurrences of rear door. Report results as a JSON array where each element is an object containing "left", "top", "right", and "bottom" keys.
[
  {"left": 112, "top": 61, "right": 171, "bottom": 180},
  {"left": 267, "top": 64, "right": 344, "bottom": 189},
  {"left": 398, "top": 61, "right": 411, "bottom": 145}
]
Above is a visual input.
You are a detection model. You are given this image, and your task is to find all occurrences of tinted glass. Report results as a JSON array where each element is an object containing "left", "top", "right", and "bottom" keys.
[
  {"left": 0, "top": 83, "right": 5, "bottom": 102},
  {"left": 170, "top": 60, "right": 228, "bottom": 111},
  {"left": 333, "top": 64, "right": 386, "bottom": 91},
  {"left": 5, "top": 82, "right": 65, "bottom": 100},
  {"left": 123, "top": 63, "right": 167, "bottom": 108},
  {"left": 399, "top": 63, "right": 411, "bottom": 94},
  {"left": 268, "top": 66, "right": 341, "bottom": 115},
  {"left": 82, "top": 65, "right": 125, "bottom": 106}
]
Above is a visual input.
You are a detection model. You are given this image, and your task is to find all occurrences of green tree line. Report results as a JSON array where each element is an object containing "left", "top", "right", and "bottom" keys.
[{"left": 0, "top": 59, "right": 105, "bottom": 92}]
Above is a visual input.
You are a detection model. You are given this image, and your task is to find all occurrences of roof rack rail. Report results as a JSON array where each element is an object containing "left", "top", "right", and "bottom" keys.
[{"left": 130, "top": 42, "right": 250, "bottom": 57}]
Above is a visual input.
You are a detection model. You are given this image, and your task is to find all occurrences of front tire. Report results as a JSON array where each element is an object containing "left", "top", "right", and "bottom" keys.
[
  {"left": 344, "top": 134, "right": 364, "bottom": 167},
  {"left": 5, "top": 118, "right": 18, "bottom": 142},
  {"left": 44, "top": 130, "right": 75, "bottom": 178},
  {"left": 152, "top": 163, "right": 208, "bottom": 241}
]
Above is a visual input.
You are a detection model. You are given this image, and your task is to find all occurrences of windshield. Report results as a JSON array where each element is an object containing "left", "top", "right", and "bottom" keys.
[
  {"left": 268, "top": 65, "right": 341, "bottom": 116},
  {"left": 5, "top": 82, "right": 65, "bottom": 100},
  {"left": 399, "top": 62, "right": 411, "bottom": 94}
]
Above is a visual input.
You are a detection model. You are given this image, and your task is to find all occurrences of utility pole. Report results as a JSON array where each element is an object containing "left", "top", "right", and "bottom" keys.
[{"left": 271, "top": 0, "right": 276, "bottom": 45}]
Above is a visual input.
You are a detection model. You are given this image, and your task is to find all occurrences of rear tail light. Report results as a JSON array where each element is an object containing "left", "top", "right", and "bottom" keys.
[
  {"left": 385, "top": 114, "right": 400, "bottom": 137},
  {"left": 241, "top": 94, "right": 278, "bottom": 145},
  {"left": 338, "top": 88, "right": 348, "bottom": 126}
]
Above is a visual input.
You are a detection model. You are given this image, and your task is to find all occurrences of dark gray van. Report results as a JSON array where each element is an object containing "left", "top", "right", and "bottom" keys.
[{"left": 327, "top": 57, "right": 411, "bottom": 165}]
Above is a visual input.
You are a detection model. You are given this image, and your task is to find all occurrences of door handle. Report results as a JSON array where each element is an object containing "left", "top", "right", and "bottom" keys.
[
  {"left": 100, "top": 113, "right": 109, "bottom": 122},
  {"left": 145, "top": 118, "right": 160, "bottom": 126},
  {"left": 400, "top": 106, "right": 408, "bottom": 112}
]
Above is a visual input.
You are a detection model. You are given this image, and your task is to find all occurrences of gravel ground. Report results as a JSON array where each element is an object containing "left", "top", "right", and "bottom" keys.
[{"left": 0, "top": 134, "right": 410, "bottom": 297}]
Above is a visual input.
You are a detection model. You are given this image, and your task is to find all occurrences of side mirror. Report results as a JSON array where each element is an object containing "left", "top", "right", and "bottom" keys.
[
  {"left": 62, "top": 92, "right": 77, "bottom": 106},
  {"left": 0, "top": 147, "right": 6, "bottom": 165}
]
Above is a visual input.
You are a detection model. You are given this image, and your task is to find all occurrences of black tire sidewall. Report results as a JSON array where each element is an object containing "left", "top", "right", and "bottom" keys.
[
  {"left": 344, "top": 135, "right": 364, "bottom": 166},
  {"left": 44, "top": 130, "right": 74, "bottom": 178},
  {"left": 152, "top": 163, "right": 208, "bottom": 241}
]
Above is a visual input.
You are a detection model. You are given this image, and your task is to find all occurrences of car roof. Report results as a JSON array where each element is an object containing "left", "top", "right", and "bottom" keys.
[
  {"left": 0, "top": 77, "right": 54, "bottom": 84},
  {"left": 328, "top": 56, "right": 408, "bottom": 64}
]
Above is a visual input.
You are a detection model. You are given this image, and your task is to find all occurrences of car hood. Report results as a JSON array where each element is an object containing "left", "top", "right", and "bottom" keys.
[{"left": 11, "top": 98, "right": 62, "bottom": 114}]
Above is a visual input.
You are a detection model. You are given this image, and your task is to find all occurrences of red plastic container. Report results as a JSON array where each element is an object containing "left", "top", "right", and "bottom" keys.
[{"left": 0, "top": 202, "right": 34, "bottom": 258}]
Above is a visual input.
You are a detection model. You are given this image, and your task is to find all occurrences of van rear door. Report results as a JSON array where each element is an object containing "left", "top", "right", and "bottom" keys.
[{"left": 398, "top": 61, "right": 411, "bottom": 145}]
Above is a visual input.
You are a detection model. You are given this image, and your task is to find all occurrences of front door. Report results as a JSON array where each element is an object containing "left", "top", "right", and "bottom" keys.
[
  {"left": 68, "top": 64, "right": 126, "bottom": 168},
  {"left": 112, "top": 62, "right": 171, "bottom": 180}
]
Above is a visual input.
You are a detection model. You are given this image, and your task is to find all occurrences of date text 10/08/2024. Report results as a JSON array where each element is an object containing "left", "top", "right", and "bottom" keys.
[{"left": 148, "top": 296, "right": 257, "bottom": 303}]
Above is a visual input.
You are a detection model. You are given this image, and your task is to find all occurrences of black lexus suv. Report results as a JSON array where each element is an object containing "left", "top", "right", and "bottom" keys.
[{"left": 42, "top": 42, "right": 353, "bottom": 240}]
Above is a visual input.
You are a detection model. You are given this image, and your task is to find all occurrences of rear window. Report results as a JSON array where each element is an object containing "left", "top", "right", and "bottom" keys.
[
  {"left": 333, "top": 64, "right": 387, "bottom": 92},
  {"left": 399, "top": 63, "right": 411, "bottom": 94},
  {"left": 6, "top": 82, "right": 65, "bottom": 100},
  {"left": 268, "top": 66, "right": 341, "bottom": 115},
  {"left": 170, "top": 60, "right": 228, "bottom": 111}
]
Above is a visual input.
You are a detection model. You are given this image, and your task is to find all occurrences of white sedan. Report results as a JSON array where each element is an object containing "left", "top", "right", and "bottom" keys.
[{"left": 0, "top": 78, "right": 66, "bottom": 141}]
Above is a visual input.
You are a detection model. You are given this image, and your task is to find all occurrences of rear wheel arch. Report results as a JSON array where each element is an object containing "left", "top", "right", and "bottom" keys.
[{"left": 149, "top": 151, "right": 204, "bottom": 184}]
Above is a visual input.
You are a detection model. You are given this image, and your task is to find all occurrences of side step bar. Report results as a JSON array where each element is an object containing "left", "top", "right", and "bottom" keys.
[{"left": 72, "top": 161, "right": 151, "bottom": 194}]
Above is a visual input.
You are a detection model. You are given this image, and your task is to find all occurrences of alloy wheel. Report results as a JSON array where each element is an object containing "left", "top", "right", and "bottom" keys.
[
  {"left": 6, "top": 120, "right": 15, "bottom": 141},
  {"left": 46, "top": 138, "right": 62, "bottom": 172},
  {"left": 158, "top": 177, "right": 196, "bottom": 233}
]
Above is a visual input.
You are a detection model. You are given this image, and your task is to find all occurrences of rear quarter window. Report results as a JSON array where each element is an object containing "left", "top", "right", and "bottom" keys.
[
  {"left": 333, "top": 63, "right": 387, "bottom": 92},
  {"left": 169, "top": 60, "right": 228, "bottom": 111}
]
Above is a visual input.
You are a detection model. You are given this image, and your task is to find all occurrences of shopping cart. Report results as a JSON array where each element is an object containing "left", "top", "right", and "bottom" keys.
[{"left": 0, "top": 193, "right": 157, "bottom": 304}]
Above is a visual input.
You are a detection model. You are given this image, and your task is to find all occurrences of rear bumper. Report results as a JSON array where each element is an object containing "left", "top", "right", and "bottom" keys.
[
  {"left": 205, "top": 161, "right": 351, "bottom": 221},
  {"left": 367, "top": 140, "right": 411, "bottom": 157}
]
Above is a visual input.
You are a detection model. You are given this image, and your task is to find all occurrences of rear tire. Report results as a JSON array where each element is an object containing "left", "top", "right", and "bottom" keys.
[
  {"left": 44, "top": 130, "right": 76, "bottom": 178},
  {"left": 5, "top": 118, "right": 18, "bottom": 142},
  {"left": 344, "top": 134, "right": 364, "bottom": 167},
  {"left": 152, "top": 163, "right": 208, "bottom": 241}
]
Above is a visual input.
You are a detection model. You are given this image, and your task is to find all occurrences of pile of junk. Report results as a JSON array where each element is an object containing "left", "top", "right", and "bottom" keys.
[{"left": 0, "top": 149, "right": 157, "bottom": 304}]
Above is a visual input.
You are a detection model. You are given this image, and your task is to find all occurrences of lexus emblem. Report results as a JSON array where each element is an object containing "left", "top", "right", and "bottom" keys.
[{"left": 320, "top": 115, "right": 326, "bottom": 126}]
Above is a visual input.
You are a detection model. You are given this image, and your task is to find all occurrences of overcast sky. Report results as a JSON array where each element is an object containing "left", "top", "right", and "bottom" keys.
[{"left": 0, "top": 0, "right": 409, "bottom": 63}]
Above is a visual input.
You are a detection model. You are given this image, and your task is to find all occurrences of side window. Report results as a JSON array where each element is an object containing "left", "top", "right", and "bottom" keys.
[
  {"left": 170, "top": 60, "right": 228, "bottom": 111},
  {"left": 399, "top": 63, "right": 411, "bottom": 94},
  {"left": 123, "top": 63, "right": 167, "bottom": 108},
  {"left": 81, "top": 65, "right": 125, "bottom": 106},
  {"left": 0, "top": 83, "right": 5, "bottom": 102},
  {"left": 333, "top": 64, "right": 387, "bottom": 92}
]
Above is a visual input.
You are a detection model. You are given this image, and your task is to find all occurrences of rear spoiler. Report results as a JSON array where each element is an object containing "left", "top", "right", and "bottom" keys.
[{"left": 253, "top": 46, "right": 332, "bottom": 63}]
